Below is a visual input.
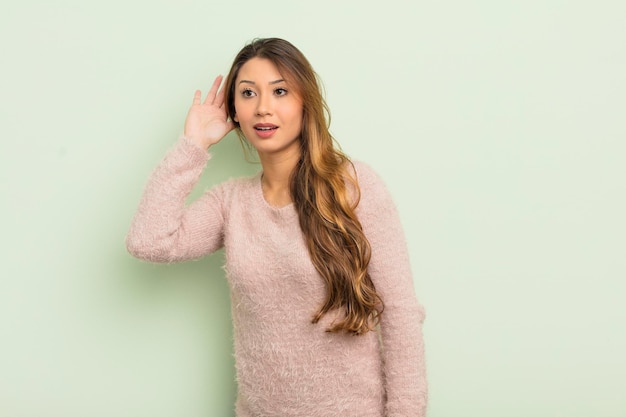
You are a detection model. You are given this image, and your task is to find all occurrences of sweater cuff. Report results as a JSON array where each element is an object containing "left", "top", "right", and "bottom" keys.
[{"left": 178, "top": 134, "right": 213, "bottom": 164}]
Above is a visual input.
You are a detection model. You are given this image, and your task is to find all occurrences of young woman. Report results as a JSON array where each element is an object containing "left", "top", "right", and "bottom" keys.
[{"left": 126, "top": 38, "right": 427, "bottom": 417}]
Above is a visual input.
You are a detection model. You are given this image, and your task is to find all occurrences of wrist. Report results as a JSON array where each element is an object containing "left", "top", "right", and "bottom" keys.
[{"left": 183, "top": 134, "right": 212, "bottom": 151}]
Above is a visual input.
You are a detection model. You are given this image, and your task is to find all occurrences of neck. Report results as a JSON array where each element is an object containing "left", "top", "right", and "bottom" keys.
[{"left": 258, "top": 148, "right": 301, "bottom": 207}]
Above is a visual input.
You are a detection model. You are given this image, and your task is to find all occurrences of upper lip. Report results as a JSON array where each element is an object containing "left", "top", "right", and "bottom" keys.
[{"left": 254, "top": 123, "right": 278, "bottom": 129}]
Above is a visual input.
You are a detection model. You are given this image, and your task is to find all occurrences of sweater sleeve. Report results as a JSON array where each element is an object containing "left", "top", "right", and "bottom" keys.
[
  {"left": 125, "top": 136, "right": 226, "bottom": 263},
  {"left": 353, "top": 161, "right": 428, "bottom": 417}
]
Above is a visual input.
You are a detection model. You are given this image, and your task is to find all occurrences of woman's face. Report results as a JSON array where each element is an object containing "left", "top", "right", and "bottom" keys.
[{"left": 233, "top": 57, "right": 303, "bottom": 158}]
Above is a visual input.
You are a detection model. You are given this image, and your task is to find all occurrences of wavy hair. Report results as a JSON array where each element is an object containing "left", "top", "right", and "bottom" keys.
[{"left": 224, "top": 38, "right": 383, "bottom": 335}]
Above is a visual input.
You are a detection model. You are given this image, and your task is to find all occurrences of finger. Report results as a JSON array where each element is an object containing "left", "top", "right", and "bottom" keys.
[
  {"left": 192, "top": 90, "right": 202, "bottom": 105},
  {"left": 204, "top": 75, "right": 223, "bottom": 105},
  {"left": 215, "top": 80, "right": 227, "bottom": 108}
]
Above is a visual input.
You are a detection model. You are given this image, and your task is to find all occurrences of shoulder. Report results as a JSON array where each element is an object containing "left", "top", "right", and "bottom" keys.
[
  {"left": 197, "top": 173, "right": 260, "bottom": 224},
  {"left": 347, "top": 160, "right": 401, "bottom": 221},
  {"left": 208, "top": 172, "right": 260, "bottom": 201},
  {"left": 349, "top": 159, "right": 376, "bottom": 178},
  {"left": 349, "top": 160, "right": 392, "bottom": 199}
]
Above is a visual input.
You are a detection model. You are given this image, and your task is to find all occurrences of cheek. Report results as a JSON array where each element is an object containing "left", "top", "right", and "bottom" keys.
[
  {"left": 294, "top": 108, "right": 304, "bottom": 129},
  {"left": 286, "top": 100, "right": 304, "bottom": 123}
]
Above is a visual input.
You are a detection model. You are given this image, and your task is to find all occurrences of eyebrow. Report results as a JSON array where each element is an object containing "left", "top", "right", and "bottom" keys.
[{"left": 238, "top": 79, "right": 285, "bottom": 85}]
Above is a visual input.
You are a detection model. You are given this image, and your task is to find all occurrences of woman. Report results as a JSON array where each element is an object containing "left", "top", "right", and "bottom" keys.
[{"left": 126, "top": 38, "right": 427, "bottom": 417}]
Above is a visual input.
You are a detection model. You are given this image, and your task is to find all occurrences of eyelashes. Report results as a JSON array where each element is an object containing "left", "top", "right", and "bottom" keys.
[
  {"left": 240, "top": 87, "right": 288, "bottom": 98},
  {"left": 274, "top": 87, "right": 287, "bottom": 96}
]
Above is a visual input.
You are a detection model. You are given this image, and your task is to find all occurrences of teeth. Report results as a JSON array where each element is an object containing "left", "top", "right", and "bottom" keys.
[{"left": 256, "top": 127, "right": 274, "bottom": 131}]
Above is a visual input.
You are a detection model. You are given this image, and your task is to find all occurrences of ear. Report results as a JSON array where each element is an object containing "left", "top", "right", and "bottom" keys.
[{"left": 233, "top": 113, "right": 238, "bottom": 123}]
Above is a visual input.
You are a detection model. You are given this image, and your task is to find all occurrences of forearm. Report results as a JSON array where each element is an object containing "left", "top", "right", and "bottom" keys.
[
  {"left": 381, "top": 300, "right": 428, "bottom": 417},
  {"left": 126, "top": 136, "right": 219, "bottom": 262},
  {"left": 374, "top": 241, "right": 427, "bottom": 416}
]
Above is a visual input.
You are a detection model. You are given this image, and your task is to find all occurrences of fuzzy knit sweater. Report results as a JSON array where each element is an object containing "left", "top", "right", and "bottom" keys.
[{"left": 126, "top": 137, "right": 427, "bottom": 417}]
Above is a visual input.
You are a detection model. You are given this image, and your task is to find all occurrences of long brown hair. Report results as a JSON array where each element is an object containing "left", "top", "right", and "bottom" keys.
[{"left": 224, "top": 38, "right": 383, "bottom": 335}]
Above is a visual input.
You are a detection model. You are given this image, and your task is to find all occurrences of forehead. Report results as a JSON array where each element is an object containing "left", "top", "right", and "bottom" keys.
[{"left": 236, "top": 57, "right": 285, "bottom": 83}]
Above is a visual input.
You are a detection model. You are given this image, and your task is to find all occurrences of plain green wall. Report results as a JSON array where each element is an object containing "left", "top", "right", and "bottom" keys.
[{"left": 1, "top": 0, "right": 624, "bottom": 416}]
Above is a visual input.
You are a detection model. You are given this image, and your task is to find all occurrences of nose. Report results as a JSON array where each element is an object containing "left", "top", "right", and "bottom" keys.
[{"left": 255, "top": 94, "right": 272, "bottom": 116}]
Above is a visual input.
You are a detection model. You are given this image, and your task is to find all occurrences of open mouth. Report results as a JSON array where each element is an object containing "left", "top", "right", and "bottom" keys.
[{"left": 254, "top": 124, "right": 278, "bottom": 131}]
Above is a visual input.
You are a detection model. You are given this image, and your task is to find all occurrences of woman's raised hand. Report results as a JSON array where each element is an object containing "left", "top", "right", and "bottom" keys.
[{"left": 184, "top": 75, "right": 235, "bottom": 150}]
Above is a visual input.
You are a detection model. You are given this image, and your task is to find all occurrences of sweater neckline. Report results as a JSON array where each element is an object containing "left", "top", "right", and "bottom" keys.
[{"left": 255, "top": 173, "right": 296, "bottom": 213}]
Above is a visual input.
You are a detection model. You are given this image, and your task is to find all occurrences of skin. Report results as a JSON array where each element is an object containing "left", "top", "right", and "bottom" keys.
[{"left": 184, "top": 58, "right": 304, "bottom": 207}]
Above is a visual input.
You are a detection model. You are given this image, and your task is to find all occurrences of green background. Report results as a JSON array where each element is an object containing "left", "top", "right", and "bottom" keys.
[{"left": 1, "top": 0, "right": 624, "bottom": 416}]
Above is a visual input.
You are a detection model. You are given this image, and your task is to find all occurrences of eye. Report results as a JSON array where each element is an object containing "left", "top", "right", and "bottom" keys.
[
  {"left": 241, "top": 88, "right": 256, "bottom": 98},
  {"left": 274, "top": 87, "right": 287, "bottom": 96}
]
